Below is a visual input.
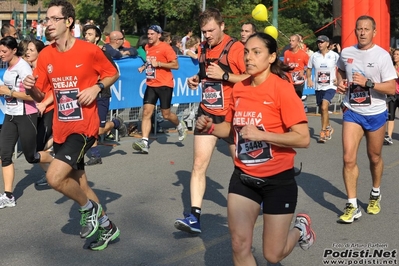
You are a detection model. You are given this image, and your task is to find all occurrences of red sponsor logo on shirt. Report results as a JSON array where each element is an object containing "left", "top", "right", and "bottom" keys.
[{"left": 347, "top": 58, "right": 353, "bottom": 64}]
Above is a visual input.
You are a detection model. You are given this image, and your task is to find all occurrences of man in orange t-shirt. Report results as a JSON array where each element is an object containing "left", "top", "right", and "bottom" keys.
[
  {"left": 174, "top": 8, "right": 248, "bottom": 234},
  {"left": 284, "top": 34, "right": 309, "bottom": 99},
  {"left": 132, "top": 25, "right": 187, "bottom": 154},
  {"left": 23, "top": 0, "right": 120, "bottom": 251}
]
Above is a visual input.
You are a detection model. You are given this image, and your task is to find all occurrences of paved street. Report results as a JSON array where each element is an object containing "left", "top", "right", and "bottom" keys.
[{"left": 1, "top": 102, "right": 399, "bottom": 266}]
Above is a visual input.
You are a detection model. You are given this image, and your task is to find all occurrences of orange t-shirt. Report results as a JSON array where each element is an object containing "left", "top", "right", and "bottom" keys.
[
  {"left": 284, "top": 49, "right": 309, "bottom": 84},
  {"left": 34, "top": 40, "right": 118, "bottom": 143},
  {"left": 123, "top": 39, "right": 131, "bottom": 48},
  {"left": 144, "top": 41, "right": 177, "bottom": 88},
  {"left": 225, "top": 74, "right": 308, "bottom": 177},
  {"left": 199, "top": 34, "right": 246, "bottom": 116}
]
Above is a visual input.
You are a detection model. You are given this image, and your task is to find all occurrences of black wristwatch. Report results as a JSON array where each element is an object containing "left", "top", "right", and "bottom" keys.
[
  {"left": 365, "top": 79, "right": 375, "bottom": 89},
  {"left": 222, "top": 72, "right": 229, "bottom": 81},
  {"left": 96, "top": 82, "right": 105, "bottom": 91}
]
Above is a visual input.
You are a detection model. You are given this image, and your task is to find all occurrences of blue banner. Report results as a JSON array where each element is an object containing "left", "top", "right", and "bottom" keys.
[{"left": 109, "top": 56, "right": 201, "bottom": 109}]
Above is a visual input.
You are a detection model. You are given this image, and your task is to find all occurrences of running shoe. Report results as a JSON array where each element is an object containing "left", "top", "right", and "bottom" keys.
[
  {"left": 0, "top": 193, "right": 16, "bottom": 209},
  {"left": 115, "top": 116, "right": 127, "bottom": 137},
  {"left": 177, "top": 120, "right": 188, "bottom": 141},
  {"left": 132, "top": 139, "right": 149, "bottom": 154},
  {"left": 325, "top": 126, "right": 334, "bottom": 140},
  {"left": 384, "top": 135, "right": 393, "bottom": 145},
  {"left": 79, "top": 200, "right": 103, "bottom": 238},
  {"left": 318, "top": 130, "right": 326, "bottom": 143},
  {"left": 89, "top": 221, "right": 120, "bottom": 251},
  {"left": 367, "top": 194, "right": 381, "bottom": 215},
  {"left": 85, "top": 157, "right": 103, "bottom": 166},
  {"left": 35, "top": 175, "right": 49, "bottom": 186},
  {"left": 174, "top": 213, "right": 201, "bottom": 234},
  {"left": 294, "top": 213, "right": 315, "bottom": 250},
  {"left": 338, "top": 203, "right": 362, "bottom": 223},
  {"left": 105, "top": 132, "right": 115, "bottom": 141}
]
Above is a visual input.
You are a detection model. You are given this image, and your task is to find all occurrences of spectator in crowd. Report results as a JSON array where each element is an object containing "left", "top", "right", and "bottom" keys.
[
  {"left": 136, "top": 35, "right": 148, "bottom": 62},
  {"left": 181, "top": 27, "right": 193, "bottom": 51},
  {"left": 336, "top": 15, "right": 396, "bottom": 224},
  {"left": 171, "top": 35, "right": 183, "bottom": 55},
  {"left": 240, "top": 22, "right": 256, "bottom": 44},
  {"left": 195, "top": 32, "right": 314, "bottom": 264},
  {"left": 73, "top": 19, "right": 82, "bottom": 39},
  {"left": 29, "top": 27, "right": 36, "bottom": 41},
  {"left": 161, "top": 31, "right": 172, "bottom": 44},
  {"left": 121, "top": 29, "right": 131, "bottom": 48},
  {"left": 0, "top": 36, "right": 39, "bottom": 208},
  {"left": 23, "top": 0, "right": 120, "bottom": 250},
  {"left": 102, "top": 31, "right": 138, "bottom": 59},
  {"left": 182, "top": 36, "right": 200, "bottom": 59},
  {"left": 383, "top": 48, "right": 399, "bottom": 145},
  {"left": 132, "top": 25, "right": 187, "bottom": 154},
  {"left": 1, "top": 24, "right": 18, "bottom": 38},
  {"left": 18, "top": 39, "right": 30, "bottom": 61},
  {"left": 36, "top": 20, "right": 44, "bottom": 40},
  {"left": 103, "top": 31, "right": 110, "bottom": 44},
  {"left": 44, "top": 27, "right": 55, "bottom": 45},
  {"left": 306, "top": 35, "right": 339, "bottom": 143},
  {"left": 329, "top": 40, "right": 341, "bottom": 54},
  {"left": 174, "top": 7, "right": 248, "bottom": 234},
  {"left": 83, "top": 25, "right": 127, "bottom": 166}
]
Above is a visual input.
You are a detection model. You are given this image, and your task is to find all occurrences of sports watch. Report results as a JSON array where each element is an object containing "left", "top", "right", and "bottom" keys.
[
  {"left": 365, "top": 79, "right": 375, "bottom": 89},
  {"left": 222, "top": 72, "right": 229, "bottom": 81},
  {"left": 96, "top": 82, "right": 105, "bottom": 91}
]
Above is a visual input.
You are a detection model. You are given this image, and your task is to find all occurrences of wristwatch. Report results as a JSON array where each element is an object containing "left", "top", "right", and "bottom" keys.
[
  {"left": 222, "top": 72, "right": 229, "bottom": 81},
  {"left": 96, "top": 82, "right": 105, "bottom": 91},
  {"left": 365, "top": 79, "right": 375, "bottom": 89}
]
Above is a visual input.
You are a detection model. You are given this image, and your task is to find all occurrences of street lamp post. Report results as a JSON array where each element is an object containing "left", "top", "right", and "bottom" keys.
[
  {"left": 23, "top": 0, "right": 27, "bottom": 37},
  {"left": 272, "top": 0, "right": 278, "bottom": 29},
  {"left": 112, "top": 0, "right": 116, "bottom": 31}
]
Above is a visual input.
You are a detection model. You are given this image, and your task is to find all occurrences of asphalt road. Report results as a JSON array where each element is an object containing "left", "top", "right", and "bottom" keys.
[{"left": 1, "top": 104, "right": 399, "bottom": 266}]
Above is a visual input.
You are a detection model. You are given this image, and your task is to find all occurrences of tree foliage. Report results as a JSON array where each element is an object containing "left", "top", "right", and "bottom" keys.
[{"left": 36, "top": 0, "right": 398, "bottom": 48}]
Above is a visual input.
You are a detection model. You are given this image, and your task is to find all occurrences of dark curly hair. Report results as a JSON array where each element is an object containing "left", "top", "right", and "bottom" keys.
[{"left": 48, "top": 0, "right": 75, "bottom": 31}]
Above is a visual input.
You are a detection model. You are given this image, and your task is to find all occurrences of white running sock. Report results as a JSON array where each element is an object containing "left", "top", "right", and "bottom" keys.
[
  {"left": 348, "top": 198, "right": 357, "bottom": 208},
  {"left": 371, "top": 187, "right": 380, "bottom": 196}
]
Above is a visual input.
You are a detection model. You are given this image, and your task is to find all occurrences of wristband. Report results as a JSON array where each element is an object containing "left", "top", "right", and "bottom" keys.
[{"left": 207, "top": 123, "right": 215, "bottom": 134}]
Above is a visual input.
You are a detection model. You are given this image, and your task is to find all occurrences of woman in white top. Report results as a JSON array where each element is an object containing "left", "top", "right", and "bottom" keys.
[
  {"left": 183, "top": 36, "right": 200, "bottom": 60},
  {"left": 0, "top": 36, "right": 39, "bottom": 208}
]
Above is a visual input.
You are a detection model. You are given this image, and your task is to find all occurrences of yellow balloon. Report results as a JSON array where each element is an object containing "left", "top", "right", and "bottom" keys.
[
  {"left": 252, "top": 4, "right": 268, "bottom": 21},
  {"left": 264, "top": 26, "right": 278, "bottom": 40}
]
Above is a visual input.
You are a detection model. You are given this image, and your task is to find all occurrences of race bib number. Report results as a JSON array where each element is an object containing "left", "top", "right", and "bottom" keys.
[
  {"left": 291, "top": 71, "right": 305, "bottom": 85},
  {"left": 4, "top": 84, "right": 17, "bottom": 106},
  {"left": 55, "top": 88, "right": 83, "bottom": 121},
  {"left": 349, "top": 84, "right": 371, "bottom": 106},
  {"left": 235, "top": 126, "right": 272, "bottom": 165},
  {"left": 145, "top": 63, "right": 156, "bottom": 79},
  {"left": 201, "top": 80, "right": 224, "bottom": 109},
  {"left": 317, "top": 71, "right": 330, "bottom": 85}
]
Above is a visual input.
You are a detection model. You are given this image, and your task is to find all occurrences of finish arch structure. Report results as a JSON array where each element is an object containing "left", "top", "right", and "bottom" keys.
[{"left": 342, "top": 0, "right": 390, "bottom": 51}]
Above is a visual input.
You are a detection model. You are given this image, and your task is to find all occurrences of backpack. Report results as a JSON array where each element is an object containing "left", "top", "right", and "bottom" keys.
[{"left": 198, "top": 37, "right": 236, "bottom": 80}]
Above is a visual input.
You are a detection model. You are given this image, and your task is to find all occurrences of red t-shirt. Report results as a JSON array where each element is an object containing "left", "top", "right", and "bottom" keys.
[
  {"left": 34, "top": 40, "right": 118, "bottom": 143},
  {"left": 144, "top": 41, "right": 177, "bottom": 88},
  {"left": 225, "top": 74, "right": 308, "bottom": 177},
  {"left": 284, "top": 49, "right": 309, "bottom": 84},
  {"left": 199, "top": 34, "right": 246, "bottom": 116}
]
